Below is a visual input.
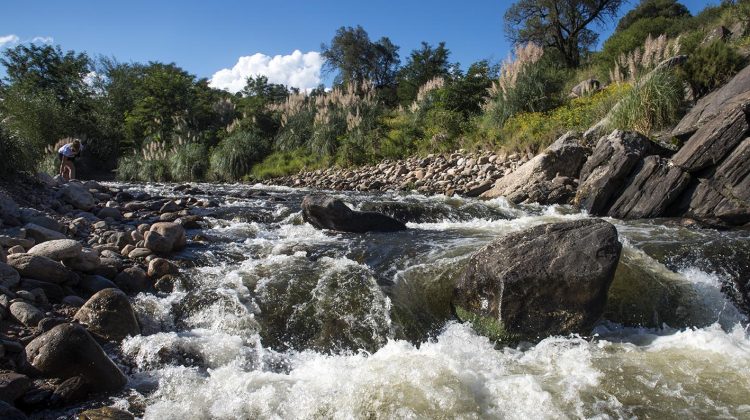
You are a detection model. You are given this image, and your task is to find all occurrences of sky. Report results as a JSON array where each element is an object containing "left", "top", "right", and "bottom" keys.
[{"left": 0, "top": 0, "right": 720, "bottom": 92}]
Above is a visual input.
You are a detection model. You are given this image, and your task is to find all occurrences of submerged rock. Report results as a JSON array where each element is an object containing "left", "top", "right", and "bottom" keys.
[
  {"left": 24, "top": 323, "right": 127, "bottom": 391},
  {"left": 453, "top": 219, "right": 622, "bottom": 339},
  {"left": 302, "top": 195, "right": 407, "bottom": 233}
]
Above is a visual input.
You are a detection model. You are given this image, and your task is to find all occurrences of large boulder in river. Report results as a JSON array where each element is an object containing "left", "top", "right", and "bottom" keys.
[
  {"left": 60, "top": 183, "right": 95, "bottom": 211},
  {"left": 575, "top": 130, "right": 653, "bottom": 215},
  {"left": 481, "top": 132, "right": 589, "bottom": 204},
  {"left": 302, "top": 195, "right": 407, "bottom": 233},
  {"left": 73, "top": 288, "right": 140, "bottom": 341},
  {"left": 28, "top": 239, "right": 82, "bottom": 261},
  {"left": 144, "top": 222, "right": 186, "bottom": 253},
  {"left": 6, "top": 253, "right": 70, "bottom": 283},
  {"left": 24, "top": 323, "right": 127, "bottom": 391},
  {"left": 453, "top": 219, "right": 622, "bottom": 339}
]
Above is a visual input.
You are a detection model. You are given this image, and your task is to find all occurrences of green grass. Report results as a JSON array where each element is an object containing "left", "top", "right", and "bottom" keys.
[
  {"left": 250, "top": 149, "right": 331, "bottom": 180},
  {"left": 609, "top": 69, "right": 684, "bottom": 135}
]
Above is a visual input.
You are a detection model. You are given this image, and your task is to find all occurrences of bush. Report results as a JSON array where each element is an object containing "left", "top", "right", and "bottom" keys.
[
  {"left": 115, "top": 154, "right": 141, "bottom": 181},
  {"left": 251, "top": 149, "right": 330, "bottom": 180},
  {"left": 484, "top": 48, "right": 571, "bottom": 128},
  {"left": 682, "top": 41, "right": 744, "bottom": 98},
  {"left": 170, "top": 142, "right": 209, "bottom": 181},
  {"left": 487, "top": 83, "right": 629, "bottom": 152},
  {"left": 209, "top": 130, "right": 270, "bottom": 181},
  {"left": 138, "top": 159, "right": 171, "bottom": 182},
  {"left": 609, "top": 69, "right": 684, "bottom": 135},
  {"left": 0, "top": 124, "right": 40, "bottom": 177}
]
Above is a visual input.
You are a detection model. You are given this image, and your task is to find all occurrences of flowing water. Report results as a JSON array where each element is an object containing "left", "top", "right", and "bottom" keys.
[{"left": 104, "top": 183, "right": 750, "bottom": 419}]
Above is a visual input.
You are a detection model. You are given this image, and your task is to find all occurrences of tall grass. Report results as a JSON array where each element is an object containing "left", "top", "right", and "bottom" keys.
[
  {"left": 251, "top": 149, "right": 330, "bottom": 180},
  {"left": 209, "top": 130, "right": 270, "bottom": 181},
  {"left": 609, "top": 69, "right": 684, "bottom": 135}
]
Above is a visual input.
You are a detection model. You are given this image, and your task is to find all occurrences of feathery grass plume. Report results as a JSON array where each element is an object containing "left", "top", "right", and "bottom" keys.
[
  {"left": 609, "top": 68, "right": 684, "bottom": 135},
  {"left": 487, "top": 42, "right": 544, "bottom": 100},
  {"left": 611, "top": 34, "right": 681, "bottom": 82}
]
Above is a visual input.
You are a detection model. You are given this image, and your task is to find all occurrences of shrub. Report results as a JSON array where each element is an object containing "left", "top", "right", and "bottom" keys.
[
  {"left": 609, "top": 69, "right": 684, "bottom": 135},
  {"left": 489, "top": 83, "right": 630, "bottom": 152},
  {"left": 682, "top": 40, "right": 744, "bottom": 98},
  {"left": 0, "top": 123, "right": 40, "bottom": 177},
  {"left": 251, "top": 149, "right": 330, "bottom": 180},
  {"left": 115, "top": 154, "right": 141, "bottom": 181},
  {"left": 483, "top": 45, "right": 570, "bottom": 127},
  {"left": 170, "top": 142, "right": 209, "bottom": 181},
  {"left": 209, "top": 130, "right": 270, "bottom": 181}
]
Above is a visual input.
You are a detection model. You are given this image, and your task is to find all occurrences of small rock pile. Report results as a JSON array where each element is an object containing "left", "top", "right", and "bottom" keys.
[
  {"left": 272, "top": 150, "right": 532, "bottom": 197},
  {"left": 0, "top": 176, "right": 218, "bottom": 418}
]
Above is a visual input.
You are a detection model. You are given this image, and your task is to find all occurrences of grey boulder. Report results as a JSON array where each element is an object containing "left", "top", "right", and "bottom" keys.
[
  {"left": 28, "top": 239, "right": 82, "bottom": 261},
  {"left": 74, "top": 288, "right": 140, "bottom": 341},
  {"left": 453, "top": 219, "right": 622, "bottom": 339},
  {"left": 24, "top": 323, "right": 127, "bottom": 391},
  {"left": 6, "top": 254, "right": 70, "bottom": 283}
]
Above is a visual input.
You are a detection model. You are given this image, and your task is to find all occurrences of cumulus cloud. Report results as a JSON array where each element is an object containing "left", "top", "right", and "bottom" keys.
[
  {"left": 0, "top": 34, "right": 20, "bottom": 48},
  {"left": 209, "top": 50, "right": 323, "bottom": 93}
]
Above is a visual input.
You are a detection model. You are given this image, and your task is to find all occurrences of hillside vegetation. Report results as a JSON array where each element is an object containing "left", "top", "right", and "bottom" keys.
[{"left": 1, "top": 0, "right": 749, "bottom": 182}]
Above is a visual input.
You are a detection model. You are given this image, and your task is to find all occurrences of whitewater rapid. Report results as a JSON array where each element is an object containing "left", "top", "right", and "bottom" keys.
[{"left": 107, "top": 184, "right": 750, "bottom": 419}]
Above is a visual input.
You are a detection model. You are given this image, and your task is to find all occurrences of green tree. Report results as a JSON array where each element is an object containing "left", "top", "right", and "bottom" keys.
[
  {"left": 396, "top": 42, "right": 453, "bottom": 106},
  {"left": 504, "top": 0, "right": 625, "bottom": 67},
  {"left": 439, "top": 60, "right": 499, "bottom": 117},
  {"left": 321, "top": 26, "right": 401, "bottom": 88},
  {"left": 616, "top": 0, "right": 690, "bottom": 33}
]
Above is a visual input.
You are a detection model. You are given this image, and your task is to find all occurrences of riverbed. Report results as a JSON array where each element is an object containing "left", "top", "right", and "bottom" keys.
[{"left": 104, "top": 183, "right": 750, "bottom": 419}]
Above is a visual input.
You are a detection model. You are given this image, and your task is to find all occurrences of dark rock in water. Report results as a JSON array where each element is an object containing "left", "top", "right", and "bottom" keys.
[
  {"left": 481, "top": 132, "right": 589, "bottom": 204},
  {"left": 672, "top": 99, "right": 750, "bottom": 172},
  {"left": 78, "top": 406, "right": 134, "bottom": 420},
  {"left": 683, "top": 137, "right": 750, "bottom": 224},
  {"left": 302, "top": 195, "right": 407, "bottom": 233},
  {"left": 576, "top": 130, "right": 653, "bottom": 215},
  {"left": 0, "top": 400, "right": 26, "bottom": 420},
  {"left": 74, "top": 288, "right": 140, "bottom": 341},
  {"left": 24, "top": 323, "right": 127, "bottom": 391},
  {"left": 673, "top": 64, "right": 750, "bottom": 138},
  {"left": 608, "top": 156, "right": 691, "bottom": 219},
  {"left": 453, "top": 219, "right": 622, "bottom": 339}
]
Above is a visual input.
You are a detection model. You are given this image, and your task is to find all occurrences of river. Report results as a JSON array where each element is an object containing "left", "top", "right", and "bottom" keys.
[{"left": 102, "top": 183, "right": 750, "bottom": 419}]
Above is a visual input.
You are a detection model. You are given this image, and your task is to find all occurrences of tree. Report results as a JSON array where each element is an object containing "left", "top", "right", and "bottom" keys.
[
  {"left": 439, "top": 60, "right": 499, "bottom": 117},
  {"left": 616, "top": 0, "right": 690, "bottom": 33},
  {"left": 504, "top": 0, "right": 625, "bottom": 67},
  {"left": 397, "top": 42, "right": 453, "bottom": 106},
  {"left": 321, "top": 26, "right": 400, "bottom": 88}
]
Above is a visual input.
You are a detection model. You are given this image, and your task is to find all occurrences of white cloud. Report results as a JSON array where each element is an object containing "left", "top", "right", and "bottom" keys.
[
  {"left": 0, "top": 34, "right": 20, "bottom": 48},
  {"left": 209, "top": 50, "right": 323, "bottom": 93},
  {"left": 31, "top": 36, "right": 54, "bottom": 44}
]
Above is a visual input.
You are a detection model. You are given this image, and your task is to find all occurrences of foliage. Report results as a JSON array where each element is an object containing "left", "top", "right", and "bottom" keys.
[
  {"left": 170, "top": 142, "right": 209, "bottom": 181},
  {"left": 251, "top": 149, "right": 330, "bottom": 180},
  {"left": 485, "top": 83, "right": 629, "bottom": 152},
  {"left": 321, "top": 26, "right": 400, "bottom": 88},
  {"left": 483, "top": 45, "right": 571, "bottom": 127},
  {"left": 608, "top": 34, "right": 682, "bottom": 82},
  {"left": 396, "top": 42, "right": 453, "bottom": 106},
  {"left": 504, "top": 0, "right": 626, "bottom": 67},
  {"left": 609, "top": 69, "right": 684, "bottom": 135},
  {"left": 0, "top": 123, "right": 39, "bottom": 176},
  {"left": 616, "top": 0, "right": 690, "bottom": 33},
  {"left": 681, "top": 40, "right": 744, "bottom": 97},
  {"left": 209, "top": 130, "right": 271, "bottom": 181}
]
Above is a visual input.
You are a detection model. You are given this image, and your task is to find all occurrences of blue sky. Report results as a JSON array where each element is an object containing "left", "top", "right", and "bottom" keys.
[{"left": 0, "top": 0, "right": 719, "bottom": 91}]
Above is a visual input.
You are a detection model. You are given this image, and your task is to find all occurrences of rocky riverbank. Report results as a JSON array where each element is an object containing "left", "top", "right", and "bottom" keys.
[
  {"left": 0, "top": 175, "right": 221, "bottom": 419},
  {"left": 272, "top": 150, "right": 532, "bottom": 197}
]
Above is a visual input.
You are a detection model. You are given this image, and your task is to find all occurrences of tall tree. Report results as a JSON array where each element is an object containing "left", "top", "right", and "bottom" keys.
[
  {"left": 397, "top": 42, "right": 453, "bottom": 106},
  {"left": 616, "top": 0, "right": 690, "bottom": 33},
  {"left": 504, "top": 0, "right": 625, "bottom": 67},
  {"left": 321, "top": 26, "right": 400, "bottom": 88}
]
